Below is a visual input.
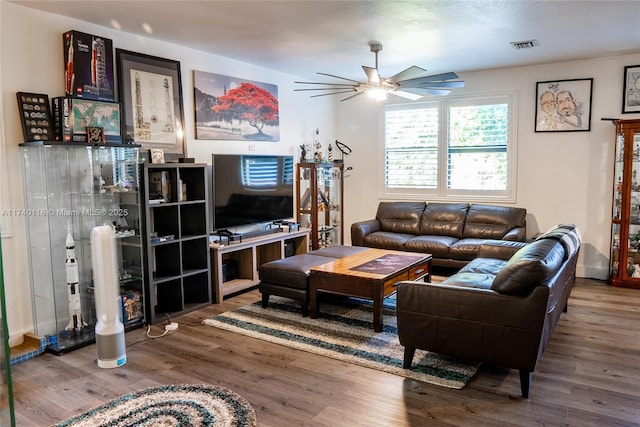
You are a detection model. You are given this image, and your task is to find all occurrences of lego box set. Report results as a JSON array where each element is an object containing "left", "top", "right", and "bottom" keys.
[
  {"left": 63, "top": 30, "right": 115, "bottom": 102},
  {"left": 52, "top": 96, "right": 122, "bottom": 143}
]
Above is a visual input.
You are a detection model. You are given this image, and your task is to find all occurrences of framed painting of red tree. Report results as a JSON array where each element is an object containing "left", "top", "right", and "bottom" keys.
[{"left": 193, "top": 71, "right": 280, "bottom": 141}]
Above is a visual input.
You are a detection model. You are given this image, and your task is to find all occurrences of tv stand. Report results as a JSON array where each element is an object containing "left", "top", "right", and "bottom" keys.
[
  {"left": 209, "top": 229, "right": 310, "bottom": 302},
  {"left": 241, "top": 227, "right": 283, "bottom": 239}
]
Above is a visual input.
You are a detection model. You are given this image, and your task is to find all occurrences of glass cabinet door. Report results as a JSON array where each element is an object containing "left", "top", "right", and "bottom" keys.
[
  {"left": 610, "top": 132, "right": 624, "bottom": 277},
  {"left": 296, "top": 162, "right": 344, "bottom": 250},
  {"left": 318, "top": 165, "right": 343, "bottom": 247},
  {"left": 628, "top": 132, "right": 640, "bottom": 279}
]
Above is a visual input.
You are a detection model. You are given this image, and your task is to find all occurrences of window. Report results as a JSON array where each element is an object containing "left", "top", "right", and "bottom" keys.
[{"left": 382, "top": 93, "right": 516, "bottom": 201}]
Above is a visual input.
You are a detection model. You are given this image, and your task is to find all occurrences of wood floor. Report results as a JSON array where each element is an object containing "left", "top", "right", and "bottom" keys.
[{"left": 11, "top": 278, "right": 640, "bottom": 426}]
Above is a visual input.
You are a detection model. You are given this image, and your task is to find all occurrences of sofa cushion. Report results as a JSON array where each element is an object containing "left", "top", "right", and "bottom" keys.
[
  {"left": 491, "top": 239, "right": 565, "bottom": 295},
  {"left": 403, "top": 235, "right": 458, "bottom": 258},
  {"left": 449, "top": 238, "right": 486, "bottom": 261},
  {"left": 462, "top": 204, "right": 527, "bottom": 239},
  {"left": 363, "top": 232, "right": 413, "bottom": 251},
  {"left": 419, "top": 203, "right": 469, "bottom": 238},
  {"left": 375, "top": 201, "right": 425, "bottom": 234},
  {"left": 458, "top": 257, "right": 508, "bottom": 276},
  {"left": 439, "top": 272, "right": 494, "bottom": 290},
  {"left": 477, "top": 240, "right": 528, "bottom": 260}
]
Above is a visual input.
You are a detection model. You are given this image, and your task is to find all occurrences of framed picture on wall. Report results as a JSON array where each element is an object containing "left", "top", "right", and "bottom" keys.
[
  {"left": 535, "top": 78, "right": 593, "bottom": 132},
  {"left": 193, "top": 70, "right": 280, "bottom": 141},
  {"left": 622, "top": 65, "right": 640, "bottom": 114},
  {"left": 116, "top": 49, "right": 185, "bottom": 155}
]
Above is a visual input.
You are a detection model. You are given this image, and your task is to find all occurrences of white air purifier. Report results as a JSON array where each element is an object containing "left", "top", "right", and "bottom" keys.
[{"left": 91, "top": 225, "right": 126, "bottom": 368}]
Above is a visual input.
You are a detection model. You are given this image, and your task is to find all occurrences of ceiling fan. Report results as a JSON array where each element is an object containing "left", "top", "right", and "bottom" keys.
[{"left": 294, "top": 42, "right": 465, "bottom": 102}]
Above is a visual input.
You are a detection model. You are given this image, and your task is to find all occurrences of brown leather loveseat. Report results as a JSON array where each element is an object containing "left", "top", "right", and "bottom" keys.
[
  {"left": 351, "top": 202, "right": 527, "bottom": 268},
  {"left": 395, "top": 224, "right": 581, "bottom": 398}
]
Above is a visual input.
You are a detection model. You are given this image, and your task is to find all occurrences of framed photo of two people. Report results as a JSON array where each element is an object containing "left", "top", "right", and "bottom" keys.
[{"left": 535, "top": 78, "right": 593, "bottom": 132}]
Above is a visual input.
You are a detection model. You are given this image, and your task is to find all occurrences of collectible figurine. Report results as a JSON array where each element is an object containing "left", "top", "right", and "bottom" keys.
[
  {"left": 299, "top": 144, "right": 306, "bottom": 163},
  {"left": 313, "top": 128, "right": 322, "bottom": 161}
]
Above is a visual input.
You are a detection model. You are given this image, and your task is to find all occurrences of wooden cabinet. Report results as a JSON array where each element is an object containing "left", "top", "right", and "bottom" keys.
[
  {"left": 609, "top": 119, "right": 640, "bottom": 288},
  {"left": 296, "top": 162, "right": 344, "bottom": 250},
  {"left": 141, "top": 163, "right": 211, "bottom": 323}
]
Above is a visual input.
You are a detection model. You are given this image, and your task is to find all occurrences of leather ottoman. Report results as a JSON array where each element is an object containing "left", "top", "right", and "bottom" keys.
[{"left": 258, "top": 245, "right": 369, "bottom": 315}]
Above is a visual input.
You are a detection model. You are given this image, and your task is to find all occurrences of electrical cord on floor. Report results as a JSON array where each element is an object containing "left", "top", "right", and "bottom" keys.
[{"left": 145, "top": 313, "right": 179, "bottom": 338}]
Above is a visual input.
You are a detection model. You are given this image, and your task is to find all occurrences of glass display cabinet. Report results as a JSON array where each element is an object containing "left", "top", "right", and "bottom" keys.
[
  {"left": 21, "top": 143, "right": 145, "bottom": 354},
  {"left": 609, "top": 119, "right": 640, "bottom": 288},
  {"left": 296, "top": 161, "right": 344, "bottom": 250}
]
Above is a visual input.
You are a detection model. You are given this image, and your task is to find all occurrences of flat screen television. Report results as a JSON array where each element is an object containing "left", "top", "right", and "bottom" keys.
[{"left": 211, "top": 154, "right": 295, "bottom": 233}]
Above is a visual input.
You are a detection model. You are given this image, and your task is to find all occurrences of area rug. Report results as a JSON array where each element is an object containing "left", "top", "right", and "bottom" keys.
[
  {"left": 55, "top": 384, "right": 257, "bottom": 427},
  {"left": 203, "top": 295, "right": 479, "bottom": 389}
]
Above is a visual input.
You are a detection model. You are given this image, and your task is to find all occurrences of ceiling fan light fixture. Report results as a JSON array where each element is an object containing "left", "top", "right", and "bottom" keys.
[{"left": 366, "top": 87, "right": 388, "bottom": 101}]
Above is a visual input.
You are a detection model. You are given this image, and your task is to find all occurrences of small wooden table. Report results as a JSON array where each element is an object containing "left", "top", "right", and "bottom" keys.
[{"left": 309, "top": 248, "right": 432, "bottom": 332}]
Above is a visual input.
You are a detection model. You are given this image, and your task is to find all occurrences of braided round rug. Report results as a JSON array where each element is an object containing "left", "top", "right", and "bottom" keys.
[{"left": 55, "top": 384, "right": 257, "bottom": 427}]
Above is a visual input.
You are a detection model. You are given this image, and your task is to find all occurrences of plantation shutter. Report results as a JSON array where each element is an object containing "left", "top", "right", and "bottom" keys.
[
  {"left": 384, "top": 105, "right": 439, "bottom": 189},
  {"left": 447, "top": 103, "right": 509, "bottom": 191}
]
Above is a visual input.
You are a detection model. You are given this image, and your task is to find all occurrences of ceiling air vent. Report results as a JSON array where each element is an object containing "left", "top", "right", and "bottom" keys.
[{"left": 510, "top": 39, "right": 539, "bottom": 50}]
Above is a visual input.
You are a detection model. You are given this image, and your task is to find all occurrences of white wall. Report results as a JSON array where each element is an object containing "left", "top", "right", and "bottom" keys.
[
  {"left": 337, "top": 53, "right": 640, "bottom": 280},
  {"left": 0, "top": 1, "right": 334, "bottom": 344}
]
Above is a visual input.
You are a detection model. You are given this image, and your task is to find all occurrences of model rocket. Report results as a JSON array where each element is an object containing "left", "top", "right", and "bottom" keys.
[
  {"left": 65, "top": 231, "right": 87, "bottom": 333},
  {"left": 65, "top": 34, "right": 74, "bottom": 95}
]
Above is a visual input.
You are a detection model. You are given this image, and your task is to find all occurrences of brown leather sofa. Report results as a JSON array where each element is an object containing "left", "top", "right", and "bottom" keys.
[
  {"left": 395, "top": 224, "right": 581, "bottom": 398},
  {"left": 351, "top": 202, "right": 527, "bottom": 268}
]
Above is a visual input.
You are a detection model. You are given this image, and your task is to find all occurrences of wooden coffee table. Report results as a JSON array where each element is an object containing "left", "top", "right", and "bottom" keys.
[{"left": 309, "top": 248, "right": 432, "bottom": 332}]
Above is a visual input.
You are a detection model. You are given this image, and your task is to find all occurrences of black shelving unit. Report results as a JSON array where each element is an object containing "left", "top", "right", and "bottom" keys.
[{"left": 141, "top": 163, "right": 211, "bottom": 323}]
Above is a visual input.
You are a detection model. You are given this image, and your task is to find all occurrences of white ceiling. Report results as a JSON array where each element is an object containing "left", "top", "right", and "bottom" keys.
[{"left": 9, "top": 0, "right": 640, "bottom": 83}]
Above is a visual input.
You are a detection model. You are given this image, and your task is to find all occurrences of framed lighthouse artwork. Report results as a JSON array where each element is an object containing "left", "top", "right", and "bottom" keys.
[{"left": 116, "top": 49, "right": 185, "bottom": 156}]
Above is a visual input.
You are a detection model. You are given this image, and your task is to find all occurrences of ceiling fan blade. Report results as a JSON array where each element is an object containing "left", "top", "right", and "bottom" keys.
[
  {"left": 398, "top": 72, "right": 461, "bottom": 87},
  {"left": 386, "top": 66, "right": 428, "bottom": 83},
  {"left": 362, "top": 66, "right": 380, "bottom": 84},
  {"left": 413, "top": 81, "right": 466, "bottom": 89},
  {"left": 317, "top": 72, "right": 364, "bottom": 84},
  {"left": 402, "top": 87, "right": 452, "bottom": 96},
  {"left": 340, "top": 91, "right": 365, "bottom": 102},
  {"left": 310, "top": 89, "right": 358, "bottom": 98},
  {"left": 294, "top": 87, "right": 356, "bottom": 92},
  {"left": 294, "top": 81, "right": 358, "bottom": 87},
  {"left": 389, "top": 90, "right": 423, "bottom": 101}
]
